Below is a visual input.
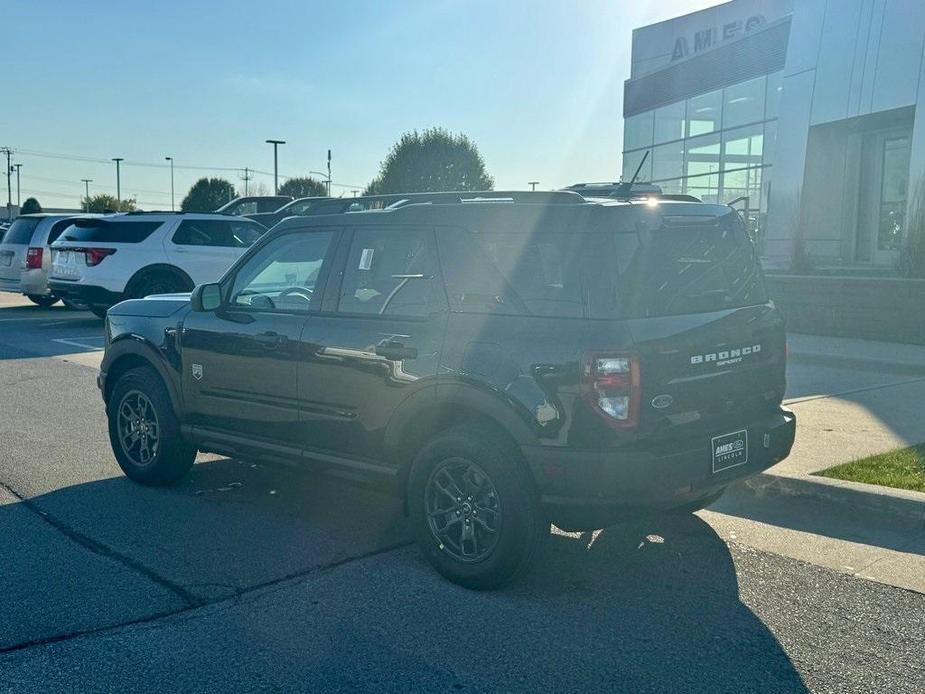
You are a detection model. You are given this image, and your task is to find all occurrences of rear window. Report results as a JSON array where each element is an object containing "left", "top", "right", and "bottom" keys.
[
  {"left": 3, "top": 218, "right": 41, "bottom": 245},
  {"left": 610, "top": 210, "right": 767, "bottom": 318},
  {"left": 59, "top": 220, "right": 162, "bottom": 244},
  {"left": 47, "top": 219, "right": 78, "bottom": 245}
]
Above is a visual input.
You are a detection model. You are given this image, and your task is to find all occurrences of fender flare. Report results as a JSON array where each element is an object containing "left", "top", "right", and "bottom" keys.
[
  {"left": 101, "top": 335, "right": 184, "bottom": 414},
  {"left": 383, "top": 381, "right": 539, "bottom": 458}
]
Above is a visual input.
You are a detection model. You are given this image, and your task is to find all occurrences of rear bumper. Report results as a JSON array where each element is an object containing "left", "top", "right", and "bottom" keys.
[
  {"left": 522, "top": 407, "right": 796, "bottom": 512},
  {"left": 49, "top": 281, "right": 122, "bottom": 307}
]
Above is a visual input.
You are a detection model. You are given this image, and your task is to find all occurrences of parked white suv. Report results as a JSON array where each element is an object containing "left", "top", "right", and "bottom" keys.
[
  {"left": 49, "top": 213, "right": 267, "bottom": 318},
  {"left": 0, "top": 214, "right": 100, "bottom": 307}
]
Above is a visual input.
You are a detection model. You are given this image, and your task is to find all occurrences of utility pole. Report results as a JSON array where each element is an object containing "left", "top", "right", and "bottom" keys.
[
  {"left": 240, "top": 167, "right": 253, "bottom": 196},
  {"left": 112, "top": 158, "right": 124, "bottom": 204},
  {"left": 13, "top": 164, "right": 22, "bottom": 207},
  {"left": 265, "top": 139, "right": 285, "bottom": 194},
  {"left": 528, "top": 181, "right": 539, "bottom": 191},
  {"left": 327, "top": 149, "right": 332, "bottom": 197},
  {"left": 165, "top": 157, "right": 175, "bottom": 211},
  {"left": 81, "top": 179, "right": 93, "bottom": 211},
  {"left": 2, "top": 147, "right": 12, "bottom": 221}
]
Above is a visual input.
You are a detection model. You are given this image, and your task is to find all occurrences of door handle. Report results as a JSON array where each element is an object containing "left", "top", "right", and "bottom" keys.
[
  {"left": 255, "top": 331, "right": 287, "bottom": 348},
  {"left": 375, "top": 341, "right": 417, "bottom": 360}
]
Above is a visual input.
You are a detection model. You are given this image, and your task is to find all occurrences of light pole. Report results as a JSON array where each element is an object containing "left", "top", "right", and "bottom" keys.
[
  {"left": 165, "top": 157, "right": 175, "bottom": 211},
  {"left": 327, "top": 149, "right": 332, "bottom": 197},
  {"left": 112, "top": 158, "right": 124, "bottom": 204},
  {"left": 528, "top": 181, "right": 539, "bottom": 191},
  {"left": 2, "top": 147, "right": 12, "bottom": 221},
  {"left": 13, "top": 164, "right": 22, "bottom": 207},
  {"left": 265, "top": 139, "right": 285, "bottom": 194},
  {"left": 81, "top": 179, "right": 93, "bottom": 211}
]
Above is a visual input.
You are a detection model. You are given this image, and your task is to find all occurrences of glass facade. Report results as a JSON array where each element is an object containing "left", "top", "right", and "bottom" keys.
[{"left": 622, "top": 71, "right": 783, "bottom": 211}]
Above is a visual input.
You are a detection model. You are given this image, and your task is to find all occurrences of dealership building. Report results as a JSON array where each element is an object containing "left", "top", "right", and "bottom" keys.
[{"left": 623, "top": 0, "right": 925, "bottom": 272}]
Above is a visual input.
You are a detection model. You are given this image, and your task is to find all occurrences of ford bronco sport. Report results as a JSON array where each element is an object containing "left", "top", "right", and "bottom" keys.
[{"left": 98, "top": 190, "right": 795, "bottom": 589}]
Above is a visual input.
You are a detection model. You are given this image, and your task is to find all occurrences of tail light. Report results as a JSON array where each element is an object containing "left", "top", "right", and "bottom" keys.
[
  {"left": 80, "top": 248, "right": 117, "bottom": 266},
  {"left": 582, "top": 353, "right": 641, "bottom": 430},
  {"left": 25, "top": 247, "right": 43, "bottom": 269}
]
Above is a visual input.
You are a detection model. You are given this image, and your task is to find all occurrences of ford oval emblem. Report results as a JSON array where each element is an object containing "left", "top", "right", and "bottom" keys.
[{"left": 651, "top": 394, "right": 674, "bottom": 409}]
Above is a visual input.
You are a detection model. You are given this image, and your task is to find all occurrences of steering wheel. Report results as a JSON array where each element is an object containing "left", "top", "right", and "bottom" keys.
[{"left": 276, "top": 286, "right": 314, "bottom": 305}]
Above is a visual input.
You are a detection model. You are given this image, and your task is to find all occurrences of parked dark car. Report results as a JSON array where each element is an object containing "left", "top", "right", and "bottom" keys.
[
  {"left": 245, "top": 196, "right": 329, "bottom": 229},
  {"left": 98, "top": 190, "right": 795, "bottom": 588},
  {"left": 215, "top": 196, "right": 293, "bottom": 216}
]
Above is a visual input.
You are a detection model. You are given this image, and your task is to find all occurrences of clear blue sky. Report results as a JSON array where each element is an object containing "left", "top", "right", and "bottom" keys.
[{"left": 1, "top": 0, "right": 717, "bottom": 209}]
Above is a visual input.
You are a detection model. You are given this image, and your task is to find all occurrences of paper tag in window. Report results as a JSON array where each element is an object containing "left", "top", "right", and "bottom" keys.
[{"left": 358, "top": 248, "right": 375, "bottom": 271}]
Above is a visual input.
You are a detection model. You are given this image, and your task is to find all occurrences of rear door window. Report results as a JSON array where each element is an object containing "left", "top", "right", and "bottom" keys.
[
  {"left": 338, "top": 227, "right": 438, "bottom": 318},
  {"left": 172, "top": 219, "right": 263, "bottom": 247},
  {"left": 437, "top": 227, "right": 586, "bottom": 318},
  {"left": 611, "top": 209, "right": 768, "bottom": 318},
  {"left": 59, "top": 220, "right": 162, "bottom": 244},
  {"left": 3, "top": 218, "right": 41, "bottom": 245}
]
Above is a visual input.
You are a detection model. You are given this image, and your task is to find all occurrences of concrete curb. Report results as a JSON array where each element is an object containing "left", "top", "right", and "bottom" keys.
[{"left": 734, "top": 472, "right": 925, "bottom": 523}]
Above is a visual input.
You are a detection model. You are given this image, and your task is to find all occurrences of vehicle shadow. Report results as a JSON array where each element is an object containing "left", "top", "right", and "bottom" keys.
[
  {"left": 0, "top": 300, "right": 104, "bottom": 361},
  {"left": 0, "top": 456, "right": 807, "bottom": 691}
]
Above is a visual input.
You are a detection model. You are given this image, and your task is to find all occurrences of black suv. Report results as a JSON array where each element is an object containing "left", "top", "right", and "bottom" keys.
[{"left": 99, "top": 191, "right": 795, "bottom": 588}]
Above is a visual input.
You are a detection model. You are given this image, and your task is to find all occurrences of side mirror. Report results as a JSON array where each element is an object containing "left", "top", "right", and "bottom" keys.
[{"left": 190, "top": 283, "right": 222, "bottom": 312}]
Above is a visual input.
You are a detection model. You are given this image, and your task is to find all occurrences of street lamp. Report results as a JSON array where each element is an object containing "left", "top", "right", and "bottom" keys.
[
  {"left": 112, "top": 158, "right": 124, "bottom": 203},
  {"left": 81, "top": 179, "right": 93, "bottom": 211},
  {"left": 528, "top": 181, "right": 539, "bottom": 191},
  {"left": 265, "top": 139, "right": 286, "bottom": 194},
  {"left": 165, "top": 157, "right": 175, "bottom": 211}
]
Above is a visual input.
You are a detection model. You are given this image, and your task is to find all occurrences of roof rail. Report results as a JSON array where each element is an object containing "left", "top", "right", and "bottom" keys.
[{"left": 304, "top": 190, "right": 584, "bottom": 216}]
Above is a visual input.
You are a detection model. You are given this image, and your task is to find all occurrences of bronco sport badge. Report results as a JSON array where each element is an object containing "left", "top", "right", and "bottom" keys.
[{"left": 691, "top": 344, "right": 761, "bottom": 367}]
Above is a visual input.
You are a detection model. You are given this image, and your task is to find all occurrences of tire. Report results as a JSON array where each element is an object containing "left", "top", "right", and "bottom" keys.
[
  {"left": 89, "top": 304, "right": 109, "bottom": 319},
  {"left": 107, "top": 366, "right": 196, "bottom": 486},
  {"left": 408, "top": 426, "right": 547, "bottom": 589},
  {"left": 128, "top": 272, "right": 187, "bottom": 300},
  {"left": 27, "top": 294, "right": 59, "bottom": 308}
]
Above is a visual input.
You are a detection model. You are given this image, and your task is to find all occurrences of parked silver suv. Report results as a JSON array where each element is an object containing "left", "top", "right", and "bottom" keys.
[{"left": 0, "top": 214, "right": 100, "bottom": 307}]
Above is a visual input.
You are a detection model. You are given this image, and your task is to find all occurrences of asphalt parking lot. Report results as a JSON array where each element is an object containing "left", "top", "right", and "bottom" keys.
[{"left": 1, "top": 294, "right": 923, "bottom": 692}]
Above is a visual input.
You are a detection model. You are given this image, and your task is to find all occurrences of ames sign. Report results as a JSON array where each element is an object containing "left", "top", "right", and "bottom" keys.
[{"left": 671, "top": 14, "right": 767, "bottom": 61}]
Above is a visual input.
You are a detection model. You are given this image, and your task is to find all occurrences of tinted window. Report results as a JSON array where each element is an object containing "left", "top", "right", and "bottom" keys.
[
  {"left": 4, "top": 218, "right": 41, "bottom": 245},
  {"left": 437, "top": 228, "right": 586, "bottom": 318},
  {"left": 172, "top": 219, "right": 263, "bottom": 247},
  {"left": 59, "top": 220, "right": 162, "bottom": 244},
  {"left": 231, "top": 231, "right": 334, "bottom": 312},
  {"left": 338, "top": 227, "right": 437, "bottom": 318},
  {"left": 611, "top": 210, "right": 767, "bottom": 318},
  {"left": 47, "top": 219, "right": 77, "bottom": 245}
]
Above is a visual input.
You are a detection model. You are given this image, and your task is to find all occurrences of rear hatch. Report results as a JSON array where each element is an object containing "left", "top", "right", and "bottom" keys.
[
  {"left": 51, "top": 218, "right": 162, "bottom": 282},
  {"left": 0, "top": 217, "right": 41, "bottom": 283},
  {"left": 600, "top": 204, "right": 785, "bottom": 442}
]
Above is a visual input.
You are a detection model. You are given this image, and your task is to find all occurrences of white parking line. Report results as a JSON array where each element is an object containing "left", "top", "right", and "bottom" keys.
[{"left": 51, "top": 337, "right": 105, "bottom": 352}]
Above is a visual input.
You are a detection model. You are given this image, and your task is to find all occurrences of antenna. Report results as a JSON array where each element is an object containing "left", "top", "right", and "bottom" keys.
[{"left": 627, "top": 150, "right": 650, "bottom": 188}]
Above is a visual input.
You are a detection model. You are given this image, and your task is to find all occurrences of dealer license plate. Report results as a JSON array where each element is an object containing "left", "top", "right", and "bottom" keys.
[{"left": 712, "top": 429, "right": 748, "bottom": 473}]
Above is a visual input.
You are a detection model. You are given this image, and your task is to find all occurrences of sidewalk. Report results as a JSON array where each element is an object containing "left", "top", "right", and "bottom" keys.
[{"left": 736, "top": 332, "right": 925, "bottom": 520}]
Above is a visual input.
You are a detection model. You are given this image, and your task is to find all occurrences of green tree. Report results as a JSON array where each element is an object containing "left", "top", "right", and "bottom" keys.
[
  {"left": 278, "top": 177, "right": 328, "bottom": 198},
  {"left": 82, "top": 194, "right": 137, "bottom": 213},
  {"left": 364, "top": 128, "right": 493, "bottom": 195},
  {"left": 20, "top": 197, "right": 42, "bottom": 214},
  {"left": 181, "top": 177, "right": 235, "bottom": 212}
]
